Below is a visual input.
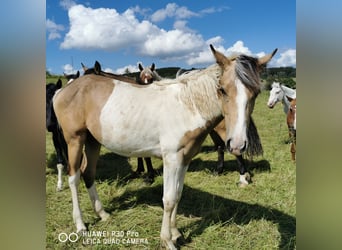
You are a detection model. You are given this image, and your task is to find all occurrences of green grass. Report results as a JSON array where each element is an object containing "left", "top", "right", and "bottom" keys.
[{"left": 46, "top": 90, "right": 296, "bottom": 249}]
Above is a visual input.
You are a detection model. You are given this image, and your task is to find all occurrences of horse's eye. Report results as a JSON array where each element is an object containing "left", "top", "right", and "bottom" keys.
[{"left": 219, "top": 87, "right": 227, "bottom": 95}]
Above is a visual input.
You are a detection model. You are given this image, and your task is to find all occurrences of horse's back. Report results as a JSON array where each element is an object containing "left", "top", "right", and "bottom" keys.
[{"left": 53, "top": 75, "right": 115, "bottom": 140}]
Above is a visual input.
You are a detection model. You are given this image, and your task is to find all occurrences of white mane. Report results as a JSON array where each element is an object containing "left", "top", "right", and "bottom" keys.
[{"left": 152, "top": 64, "right": 222, "bottom": 120}]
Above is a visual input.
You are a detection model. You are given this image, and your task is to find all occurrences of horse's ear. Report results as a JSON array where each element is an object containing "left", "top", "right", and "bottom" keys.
[
  {"left": 76, "top": 71, "right": 80, "bottom": 77},
  {"left": 94, "top": 61, "right": 101, "bottom": 74},
  {"left": 286, "top": 95, "right": 294, "bottom": 102},
  {"left": 150, "top": 63, "right": 155, "bottom": 71},
  {"left": 258, "top": 48, "right": 278, "bottom": 65},
  {"left": 81, "top": 62, "right": 88, "bottom": 71},
  {"left": 138, "top": 63, "right": 143, "bottom": 71},
  {"left": 210, "top": 44, "right": 230, "bottom": 67},
  {"left": 56, "top": 78, "right": 62, "bottom": 89}
]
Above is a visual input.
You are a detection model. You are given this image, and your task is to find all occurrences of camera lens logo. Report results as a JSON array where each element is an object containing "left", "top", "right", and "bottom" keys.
[{"left": 58, "top": 232, "right": 79, "bottom": 243}]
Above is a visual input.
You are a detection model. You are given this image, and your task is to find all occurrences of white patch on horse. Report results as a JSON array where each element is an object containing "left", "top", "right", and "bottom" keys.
[
  {"left": 229, "top": 79, "right": 248, "bottom": 151},
  {"left": 99, "top": 81, "right": 208, "bottom": 158},
  {"left": 68, "top": 169, "right": 86, "bottom": 232}
]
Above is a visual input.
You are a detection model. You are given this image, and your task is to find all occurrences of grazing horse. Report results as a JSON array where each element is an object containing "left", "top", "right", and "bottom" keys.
[
  {"left": 286, "top": 97, "right": 296, "bottom": 161},
  {"left": 64, "top": 71, "right": 80, "bottom": 84},
  {"left": 53, "top": 44, "right": 276, "bottom": 249},
  {"left": 46, "top": 78, "right": 68, "bottom": 191},
  {"left": 267, "top": 82, "right": 296, "bottom": 114}
]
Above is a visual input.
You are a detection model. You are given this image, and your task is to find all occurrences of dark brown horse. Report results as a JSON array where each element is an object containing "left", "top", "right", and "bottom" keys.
[
  {"left": 286, "top": 96, "right": 296, "bottom": 161},
  {"left": 46, "top": 78, "right": 68, "bottom": 191},
  {"left": 53, "top": 45, "right": 276, "bottom": 248}
]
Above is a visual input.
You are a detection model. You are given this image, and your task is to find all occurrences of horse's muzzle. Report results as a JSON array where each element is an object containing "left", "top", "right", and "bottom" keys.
[{"left": 227, "top": 139, "right": 247, "bottom": 155}]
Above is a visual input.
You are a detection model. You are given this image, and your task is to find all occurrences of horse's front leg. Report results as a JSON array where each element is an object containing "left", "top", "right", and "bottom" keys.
[
  {"left": 236, "top": 155, "right": 251, "bottom": 187},
  {"left": 160, "top": 154, "right": 188, "bottom": 250}
]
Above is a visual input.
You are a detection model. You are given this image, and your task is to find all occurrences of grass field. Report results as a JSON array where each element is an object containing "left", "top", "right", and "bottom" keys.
[{"left": 46, "top": 78, "right": 296, "bottom": 249}]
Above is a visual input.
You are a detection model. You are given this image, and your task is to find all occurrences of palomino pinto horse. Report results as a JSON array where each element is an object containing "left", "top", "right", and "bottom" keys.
[
  {"left": 286, "top": 97, "right": 296, "bottom": 161},
  {"left": 53, "top": 45, "right": 276, "bottom": 249},
  {"left": 267, "top": 82, "right": 296, "bottom": 114},
  {"left": 141, "top": 64, "right": 262, "bottom": 185},
  {"left": 46, "top": 78, "right": 68, "bottom": 191}
]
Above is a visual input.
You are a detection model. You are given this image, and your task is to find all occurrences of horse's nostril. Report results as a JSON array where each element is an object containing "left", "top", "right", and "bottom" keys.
[
  {"left": 226, "top": 139, "right": 232, "bottom": 152},
  {"left": 240, "top": 141, "right": 247, "bottom": 153}
]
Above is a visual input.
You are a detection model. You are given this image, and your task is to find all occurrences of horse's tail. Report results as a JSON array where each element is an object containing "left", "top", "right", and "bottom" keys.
[{"left": 56, "top": 123, "right": 68, "bottom": 163}]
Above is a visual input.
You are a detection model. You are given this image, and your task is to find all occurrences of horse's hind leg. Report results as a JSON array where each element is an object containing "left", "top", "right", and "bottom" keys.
[
  {"left": 144, "top": 157, "right": 156, "bottom": 184},
  {"left": 67, "top": 133, "right": 87, "bottom": 232},
  {"left": 136, "top": 157, "right": 144, "bottom": 174},
  {"left": 82, "top": 133, "right": 110, "bottom": 222},
  {"left": 52, "top": 130, "right": 65, "bottom": 191}
]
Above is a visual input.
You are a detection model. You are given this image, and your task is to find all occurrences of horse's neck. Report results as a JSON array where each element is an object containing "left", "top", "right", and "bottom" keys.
[
  {"left": 280, "top": 85, "right": 296, "bottom": 114},
  {"left": 282, "top": 96, "right": 290, "bottom": 114},
  {"left": 180, "top": 64, "right": 222, "bottom": 121},
  {"left": 281, "top": 85, "right": 296, "bottom": 98}
]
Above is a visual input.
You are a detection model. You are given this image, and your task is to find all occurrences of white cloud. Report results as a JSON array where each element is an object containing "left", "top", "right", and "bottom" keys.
[
  {"left": 187, "top": 40, "right": 252, "bottom": 66},
  {"left": 59, "top": 0, "right": 76, "bottom": 10},
  {"left": 62, "top": 63, "right": 78, "bottom": 74},
  {"left": 140, "top": 29, "right": 204, "bottom": 58},
  {"left": 61, "top": 4, "right": 205, "bottom": 59},
  {"left": 271, "top": 49, "right": 296, "bottom": 67},
  {"left": 60, "top": 5, "right": 159, "bottom": 50},
  {"left": 225, "top": 40, "right": 252, "bottom": 56},
  {"left": 114, "top": 65, "right": 139, "bottom": 74},
  {"left": 150, "top": 3, "right": 198, "bottom": 22},
  {"left": 46, "top": 19, "right": 64, "bottom": 40},
  {"left": 58, "top": 4, "right": 295, "bottom": 68}
]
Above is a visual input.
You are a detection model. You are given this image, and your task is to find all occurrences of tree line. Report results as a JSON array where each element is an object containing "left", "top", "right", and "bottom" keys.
[{"left": 47, "top": 66, "right": 296, "bottom": 89}]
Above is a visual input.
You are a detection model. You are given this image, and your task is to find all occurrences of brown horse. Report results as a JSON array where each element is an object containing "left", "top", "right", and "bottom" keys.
[
  {"left": 286, "top": 96, "right": 296, "bottom": 161},
  {"left": 53, "top": 45, "right": 276, "bottom": 249}
]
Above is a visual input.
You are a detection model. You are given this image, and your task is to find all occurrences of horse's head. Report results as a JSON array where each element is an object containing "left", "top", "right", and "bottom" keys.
[
  {"left": 210, "top": 44, "right": 277, "bottom": 156},
  {"left": 64, "top": 71, "right": 80, "bottom": 84},
  {"left": 82, "top": 61, "right": 102, "bottom": 75},
  {"left": 138, "top": 63, "right": 161, "bottom": 84},
  {"left": 267, "top": 82, "right": 283, "bottom": 108},
  {"left": 46, "top": 78, "right": 62, "bottom": 131}
]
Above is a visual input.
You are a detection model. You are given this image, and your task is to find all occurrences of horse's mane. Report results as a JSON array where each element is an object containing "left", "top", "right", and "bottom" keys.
[
  {"left": 245, "top": 117, "right": 263, "bottom": 158},
  {"left": 176, "top": 64, "right": 222, "bottom": 120},
  {"left": 235, "top": 55, "right": 262, "bottom": 95}
]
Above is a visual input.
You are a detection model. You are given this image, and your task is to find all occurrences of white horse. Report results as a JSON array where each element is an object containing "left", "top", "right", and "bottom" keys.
[
  {"left": 267, "top": 82, "right": 296, "bottom": 114},
  {"left": 53, "top": 45, "right": 276, "bottom": 249}
]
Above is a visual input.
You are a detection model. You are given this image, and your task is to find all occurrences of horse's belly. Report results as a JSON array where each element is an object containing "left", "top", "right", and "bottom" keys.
[
  {"left": 99, "top": 101, "right": 162, "bottom": 157},
  {"left": 100, "top": 129, "right": 162, "bottom": 157}
]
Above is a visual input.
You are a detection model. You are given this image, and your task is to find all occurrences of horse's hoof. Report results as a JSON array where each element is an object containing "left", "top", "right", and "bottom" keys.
[
  {"left": 143, "top": 177, "right": 154, "bottom": 184},
  {"left": 100, "top": 211, "right": 110, "bottom": 221},
  {"left": 56, "top": 186, "right": 63, "bottom": 192},
  {"left": 237, "top": 181, "right": 249, "bottom": 188}
]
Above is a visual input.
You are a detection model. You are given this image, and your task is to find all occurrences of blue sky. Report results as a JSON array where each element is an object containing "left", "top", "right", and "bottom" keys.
[{"left": 46, "top": 0, "right": 296, "bottom": 75}]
